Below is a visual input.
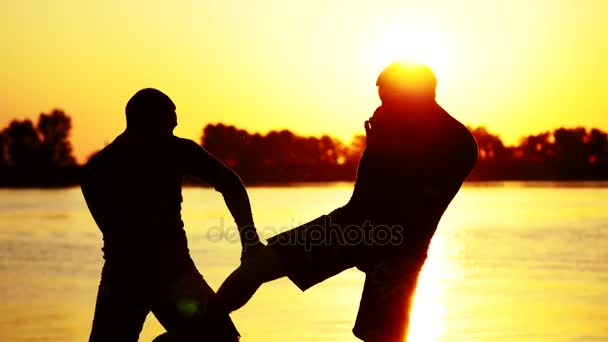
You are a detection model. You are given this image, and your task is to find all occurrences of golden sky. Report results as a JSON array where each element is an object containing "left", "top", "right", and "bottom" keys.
[{"left": 1, "top": 0, "right": 606, "bottom": 161}]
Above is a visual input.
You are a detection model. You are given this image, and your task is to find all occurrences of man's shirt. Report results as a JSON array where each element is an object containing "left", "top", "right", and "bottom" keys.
[
  {"left": 348, "top": 103, "right": 478, "bottom": 244},
  {"left": 81, "top": 133, "right": 231, "bottom": 265}
]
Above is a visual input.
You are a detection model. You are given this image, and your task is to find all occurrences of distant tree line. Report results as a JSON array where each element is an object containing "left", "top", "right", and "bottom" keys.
[
  {"left": 0, "top": 110, "right": 607, "bottom": 187},
  {"left": 201, "top": 123, "right": 365, "bottom": 183},
  {"left": 468, "top": 127, "right": 608, "bottom": 180},
  {"left": 201, "top": 124, "right": 608, "bottom": 183}
]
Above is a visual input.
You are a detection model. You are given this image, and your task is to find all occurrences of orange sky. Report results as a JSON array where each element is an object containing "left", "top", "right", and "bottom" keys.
[{"left": 1, "top": 0, "right": 606, "bottom": 161}]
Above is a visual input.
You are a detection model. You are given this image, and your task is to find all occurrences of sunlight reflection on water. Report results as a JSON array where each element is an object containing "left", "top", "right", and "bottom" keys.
[{"left": 407, "top": 235, "right": 447, "bottom": 342}]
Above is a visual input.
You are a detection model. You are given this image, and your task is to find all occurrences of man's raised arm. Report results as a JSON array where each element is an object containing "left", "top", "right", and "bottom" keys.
[{"left": 179, "top": 138, "right": 261, "bottom": 252}]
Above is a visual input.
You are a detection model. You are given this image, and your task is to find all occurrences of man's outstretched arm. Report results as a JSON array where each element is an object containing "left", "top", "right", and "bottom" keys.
[{"left": 180, "top": 139, "right": 261, "bottom": 254}]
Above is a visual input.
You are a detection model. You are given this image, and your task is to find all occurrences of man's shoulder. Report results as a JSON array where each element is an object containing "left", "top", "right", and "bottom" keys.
[
  {"left": 170, "top": 136, "right": 205, "bottom": 155},
  {"left": 438, "top": 109, "right": 476, "bottom": 148},
  {"left": 172, "top": 136, "right": 197, "bottom": 147},
  {"left": 83, "top": 134, "right": 127, "bottom": 173},
  {"left": 436, "top": 109, "right": 478, "bottom": 166}
]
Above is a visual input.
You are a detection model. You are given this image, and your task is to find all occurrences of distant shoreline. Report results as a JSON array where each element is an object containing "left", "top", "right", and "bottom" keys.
[{"left": 2, "top": 115, "right": 607, "bottom": 187}]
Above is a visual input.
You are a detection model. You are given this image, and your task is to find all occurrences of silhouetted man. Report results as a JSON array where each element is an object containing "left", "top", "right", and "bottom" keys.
[
  {"left": 81, "top": 88, "right": 261, "bottom": 341},
  {"left": 215, "top": 62, "right": 478, "bottom": 341}
]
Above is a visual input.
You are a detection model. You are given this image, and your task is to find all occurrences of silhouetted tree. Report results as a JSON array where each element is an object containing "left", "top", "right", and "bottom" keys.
[
  {"left": 587, "top": 128, "right": 608, "bottom": 165},
  {"left": 37, "top": 109, "right": 76, "bottom": 167},
  {"left": 549, "top": 127, "right": 608, "bottom": 179},
  {"left": 4, "top": 119, "right": 42, "bottom": 169},
  {"left": 586, "top": 128, "right": 608, "bottom": 178},
  {"left": 519, "top": 132, "right": 553, "bottom": 162},
  {"left": 202, "top": 124, "right": 247, "bottom": 168},
  {"left": 0, "top": 110, "right": 78, "bottom": 186},
  {"left": 469, "top": 127, "right": 508, "bottom": 161},
  {"left": 553, "top": 127, "right": 587, "bottom": 164},
  {"left": 0, "top": 131, "right": 7, "bottom": 169}
]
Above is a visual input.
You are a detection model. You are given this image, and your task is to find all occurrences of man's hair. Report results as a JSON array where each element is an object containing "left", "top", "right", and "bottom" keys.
[
  {"left": 125, "top": 88, "right": 175, "bottom": 129},
  {"left": 376, "top": 62, "right": 437, "bottom": 99}
]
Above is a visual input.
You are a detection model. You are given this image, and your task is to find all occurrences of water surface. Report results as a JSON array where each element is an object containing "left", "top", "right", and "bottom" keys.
[{"left": 0, "top": 182, "right": 606, "bottom": 341}]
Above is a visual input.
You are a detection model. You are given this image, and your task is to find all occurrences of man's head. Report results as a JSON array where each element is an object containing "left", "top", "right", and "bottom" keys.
[
  {"left": 125, "top": 88, "right": 177, "bottom": 135},
  {"left": 376, "top": 62, "right": 437, "bottom": 109}
]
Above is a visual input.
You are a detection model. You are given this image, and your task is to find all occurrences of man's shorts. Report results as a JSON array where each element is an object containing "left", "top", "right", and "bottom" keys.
[
  {"left": 89, "top": 257, "right": 240, "bottom": 342},
  {"left": 267, "top": 207, "right": 428, "bottom": 340}
]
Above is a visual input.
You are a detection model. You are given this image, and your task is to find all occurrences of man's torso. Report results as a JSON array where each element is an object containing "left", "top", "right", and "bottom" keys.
[
  {"left": 348, "top": 104, "right": 478, "bottom": 246},
  {"left": 82, "top": 134, "right": 191, "bottom": 265}
]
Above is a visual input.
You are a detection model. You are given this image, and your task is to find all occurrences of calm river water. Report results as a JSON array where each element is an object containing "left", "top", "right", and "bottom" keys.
[{"left": 0, "top": 182, "right": 606, "bottom": 341}]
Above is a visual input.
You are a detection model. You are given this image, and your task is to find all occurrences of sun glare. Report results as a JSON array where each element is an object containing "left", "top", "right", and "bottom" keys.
[
  {"left": 406, "top": 235, "right": 448, "bottom": 342},
  {"left": 371, "top": 19, "right": 454, "bottom": 80}
]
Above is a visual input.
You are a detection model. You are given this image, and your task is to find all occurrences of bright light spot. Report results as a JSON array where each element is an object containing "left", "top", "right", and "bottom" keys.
[
  {"left": 371, "top": 19, "right": 455, "bottom": 80},
  {"left": 406, "top": 236, "right": 448, "bottom": 342}
]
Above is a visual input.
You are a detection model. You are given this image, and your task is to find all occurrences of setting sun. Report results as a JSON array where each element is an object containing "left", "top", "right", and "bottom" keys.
[{"left": 370, "top": 17, "right": 455, "bottom": 82}]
